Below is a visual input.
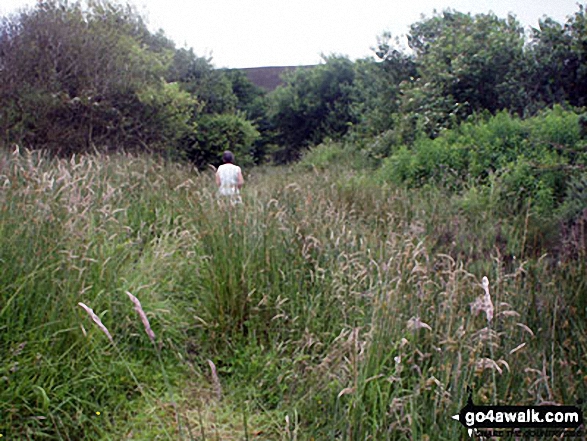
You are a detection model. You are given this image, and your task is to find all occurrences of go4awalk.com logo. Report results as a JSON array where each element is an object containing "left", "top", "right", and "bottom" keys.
[{"left": 452, "top": 393, "right": 584, "bottom": 438}]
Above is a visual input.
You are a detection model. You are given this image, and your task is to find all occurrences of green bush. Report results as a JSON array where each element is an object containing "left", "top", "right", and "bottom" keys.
[
  {"left": 297, "top": 141, "right": 371, "bottom": 171},
  {"left": 377, "top": 107, "right": 586, "bottom": 215},
  {"left": 185, "top": 113, "right": 260, "bottom": 167}
]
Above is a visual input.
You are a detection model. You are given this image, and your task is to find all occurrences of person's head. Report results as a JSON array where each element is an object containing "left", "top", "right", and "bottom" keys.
[{"left": 222, "top": 151, "right": 235, "bottom": 164}]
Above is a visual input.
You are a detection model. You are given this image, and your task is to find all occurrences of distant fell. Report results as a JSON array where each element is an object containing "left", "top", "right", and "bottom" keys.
[{"left": 237, "top": 65, "right": 316, "bottom": 91}]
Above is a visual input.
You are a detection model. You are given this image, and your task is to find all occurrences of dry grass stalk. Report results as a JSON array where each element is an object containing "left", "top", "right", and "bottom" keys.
[
  {"left": 509, "top": 342, "right": 526, "bottom": 354},
  {"left": 125, "top": 291, "right": 156, "bottom": 344},
  {"left": 475, "top": 358, "right": 503, "bottom": 375},
  {"left": 78, "top": 302, "right": 113, "bottom": 343},
  {"left": 516, "top": 323, "right": 535, "bottom": 337},
  {"left": 207, "top": 359, "right": 222, "bottom": 401},
  {"left": 407, "top": 316, "right": 432, "bottom": 331},
  {"left": 471, "top": 327, "right": 500, "bottom": 349},
  {"left": 337, "top": 387, "right": 355, "bottom": 398}
]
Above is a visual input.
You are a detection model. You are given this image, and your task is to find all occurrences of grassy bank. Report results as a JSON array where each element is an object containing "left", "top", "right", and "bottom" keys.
[{"left": 1, "top": 148, "right": 585, "bottom": 439}]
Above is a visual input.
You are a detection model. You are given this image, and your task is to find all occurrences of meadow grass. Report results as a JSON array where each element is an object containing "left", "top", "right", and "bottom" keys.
[{"left": 0, "top": 149, "right": 585, "bottom": 439}]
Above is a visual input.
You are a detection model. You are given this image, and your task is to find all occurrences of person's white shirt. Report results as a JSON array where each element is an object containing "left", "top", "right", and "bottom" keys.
[{"left": 216, "top": 163, "right": 242, "bottom": 196}]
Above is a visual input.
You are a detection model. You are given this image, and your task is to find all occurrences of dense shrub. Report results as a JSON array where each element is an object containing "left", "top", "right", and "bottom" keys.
[
  {"left": 267, "top": 56, "right": 357, "bottom": 162},
  {"left": 296, "top": 140, "right": 371, "bottom": 171},
  {"left": 184, "top": 113, "right": 260, "bottom": 167},
  {"left": 0, "top": 1, "right": 189, "bottom": 154},
  {"left": 377, "top": 107, "right": 586, "bottom": 215}
]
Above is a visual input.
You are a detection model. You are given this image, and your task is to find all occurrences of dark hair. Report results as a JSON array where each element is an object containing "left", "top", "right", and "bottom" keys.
[{"left": 222, "top": 151, "right": 234, "bottom": 164}]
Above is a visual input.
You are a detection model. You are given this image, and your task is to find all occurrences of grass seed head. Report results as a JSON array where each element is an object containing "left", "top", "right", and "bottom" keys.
[
  {"left": 407, "top": 316, "right": 432, "bottom": 331},
  {"left": 125, "top": 291, "right": 156, "bottom": 344},
  {"left": 78, "top": 302, "right": 113, "bottom": 343},
  {"left": 207, "top": 359, "right": 222, "bottom": 401}
]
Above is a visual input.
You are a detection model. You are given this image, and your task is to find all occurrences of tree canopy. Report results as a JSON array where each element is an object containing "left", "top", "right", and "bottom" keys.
[
  {"left": 1, "top": 1, "right": 586, "bottom": 166},
  {"left": 0, "top": 0, "right": 262, "bottom": 164}
]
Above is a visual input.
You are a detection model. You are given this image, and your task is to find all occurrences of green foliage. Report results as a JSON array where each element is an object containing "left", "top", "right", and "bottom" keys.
[
  {"left": 395, "top": 10, "right": 526, "bottom": 138},
  {"left": 0, "top": 152, "right": 200, "bottom": 439},
  {"left": 135, "top": 82, "right": 197, "bottom": 152},
  {"left": 2, "top": 149, "right": 586, "bottom": 439},
  {"left": 526, "top": 18, "right": 577, "bottom": 108},
  {"left": 349, "top": 5, "right": 587, "bottom": 147},
  {"left": 168, "top": 48, "right": 237, "bottom": 115},
  {"left": 0, "top": 0, "right": 186, "bottom": 153},
  {"left": 267, "top": 55, "right": 357, "bottom": 162},
  {"left": 3, "top": 1, "right": 587, "bottom": 437},
  {"left": 297, "top": 141, "right": 346, "bottom": 170},
  {"left": 296, "top": 140, "right": 371, "bottom": 171},
  {"left": 185, "top": 113, "right": 260, "bottom": 167},
  {"left": 350, "top": 44, "right": 416, "bottom": 136},
  {"left": 526, "top": 5, "right": 587, "bottom": 108},
  {"left": 377, "top": 108, "right": 586, "bottom": 216},
  {"left": 223, "top": 69, "right": 266, "bottom": 116},
  {"left": 223, "top": 69, "right": 276, "bottom": 164},
  {"left": 0, "top": 0, "right": 263, "bottom": 165},
  {"left": 559, "top": 174, "right": 587, "bottom": 222}
]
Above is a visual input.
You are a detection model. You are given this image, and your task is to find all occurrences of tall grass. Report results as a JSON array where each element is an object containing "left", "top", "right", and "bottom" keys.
[
  {"left": 0, "top": 149, "right": 202, "bottom": 439},
  {"left": 190, "top": 162, "right": 586, "bottom": 439},
  {"left": 1, "top": 148, "right": 585, "bottom": 439}
]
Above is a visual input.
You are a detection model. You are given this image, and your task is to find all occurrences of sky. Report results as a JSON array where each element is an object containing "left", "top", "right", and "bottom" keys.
[{"left": 0, "top": 0, "right": 583, "bottom": 68}]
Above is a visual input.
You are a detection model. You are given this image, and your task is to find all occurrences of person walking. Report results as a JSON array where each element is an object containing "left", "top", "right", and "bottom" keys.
[{"left": 215, "top": 150, "right": 244, "bottom": 204}]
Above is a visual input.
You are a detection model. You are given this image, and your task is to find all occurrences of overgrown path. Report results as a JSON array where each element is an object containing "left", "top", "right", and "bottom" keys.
[{"left": 1, "top": 151, "right": 585, "bottom": 440}]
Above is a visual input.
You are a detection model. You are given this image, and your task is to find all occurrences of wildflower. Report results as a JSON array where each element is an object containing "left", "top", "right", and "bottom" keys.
[
  {"left": 78, "top": 302, "right": 113, "bottom": 343},
  {"left": 125, "top": 291, "right": 156, "bottom": 344}
]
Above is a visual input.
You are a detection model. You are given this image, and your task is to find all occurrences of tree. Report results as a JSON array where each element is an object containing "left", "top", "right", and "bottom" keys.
[
  {"left": 222, "top": 69, "right": 276, "bottom": 164},
  {"left": 167, "top": 48, "right": 237, "bottom": 115},
  {"left": 267, "top": 55, "right": 357, "bottom": 162},
  {"left": 0, "top": 0, "right": 190, "bottom": 154},
  {"left": 526, "top": 18, "right": 576, "bottom": 108},
  {"left": 397, "top": 10, "right": 526, "bottom": 138},
  {"left": 223, "top": 69, "right": 265, "bottom": 117},
  {"left": 351, "top": 34, "right": 417, "bottom": 136},
  {"left": 185, "top": 113, "right": 260, "bottom": 167},
  {"left": 526, "top": 6, "right": 587, "bottom": 109},
  {"left": 566, "top": 5, "right": 587, "bottom": 107}
]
